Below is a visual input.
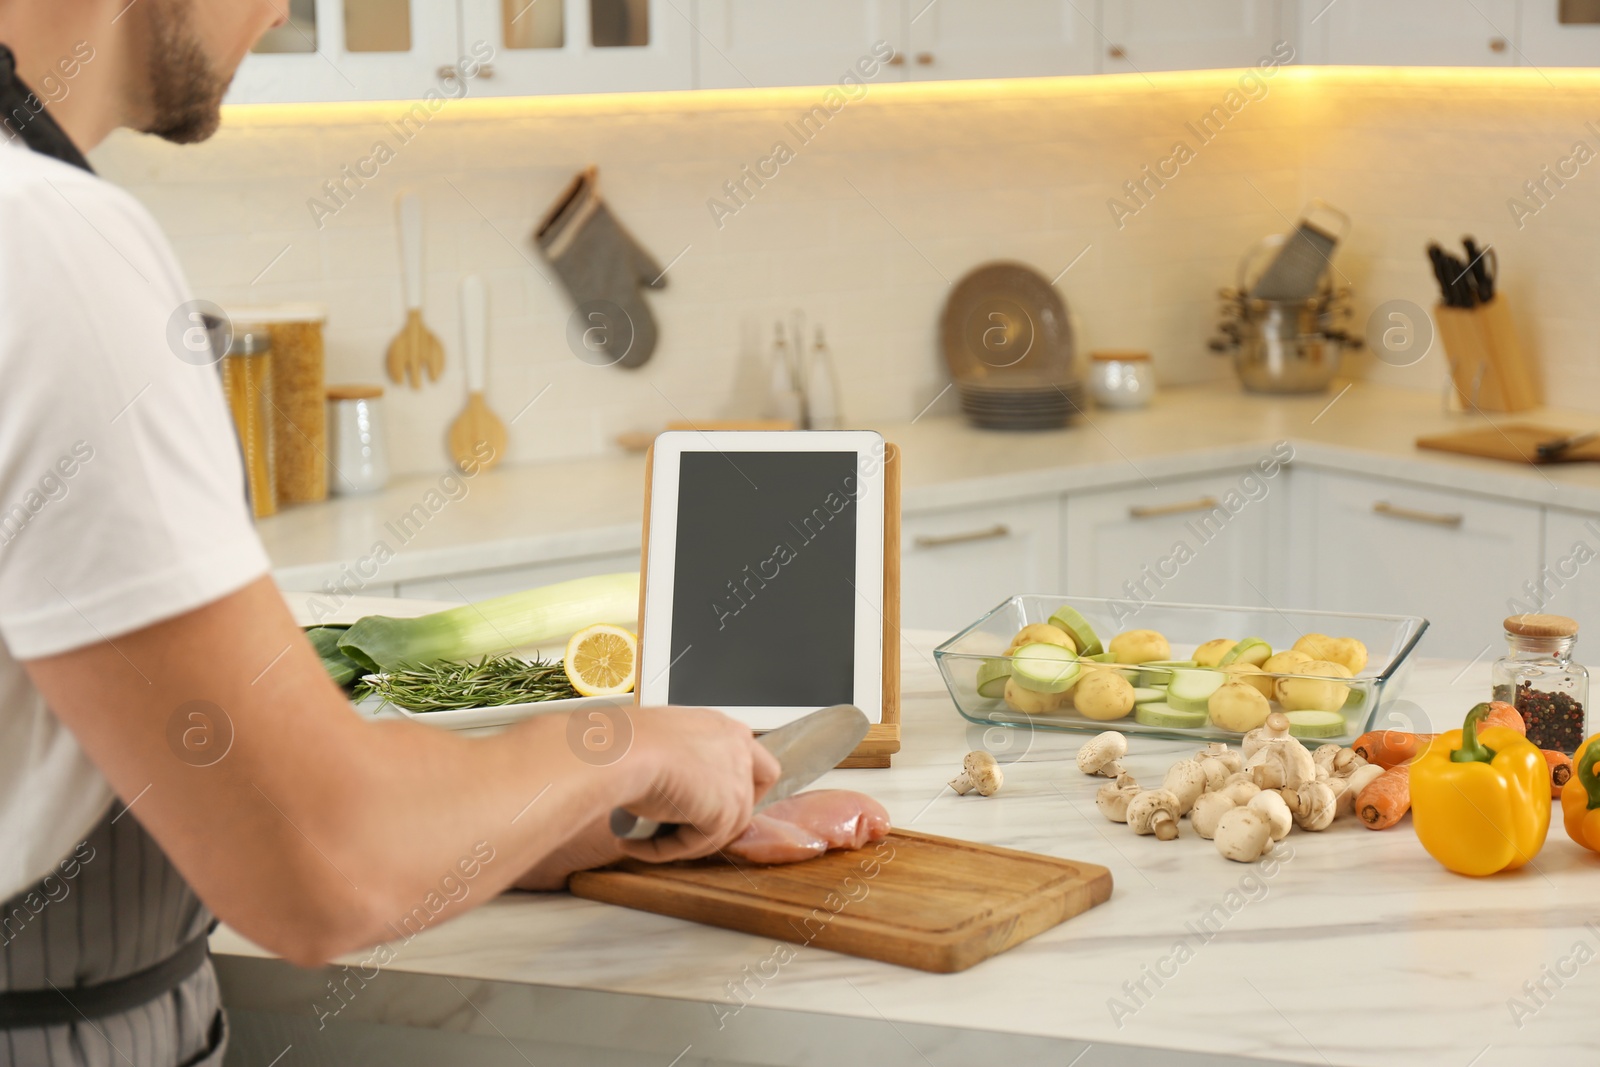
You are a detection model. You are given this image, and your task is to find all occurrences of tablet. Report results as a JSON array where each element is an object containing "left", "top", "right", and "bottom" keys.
[{"left": 638, "top": 430, "right": 886, "bottom": 730}]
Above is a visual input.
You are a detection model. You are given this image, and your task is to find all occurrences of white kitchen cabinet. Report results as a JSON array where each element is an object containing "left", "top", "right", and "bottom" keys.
[
  {"left": 1296, "top": 470, "right": 1541, "bottom": 660},
  {"left": 395, "top": 549, "right": 641, "bottom": 602},
  {"left": 461, "top": 0, "right": 693, "bottom": 96},
  {"left": 693, "top": 0, "right": 904, "bottom": 89},
  {"left": 901, "top": 497, "right": 1061, "bottom": 633},
  {"left": 1098, "top": 0, "right": 1283, "bottom": 74},
  {"left": 1535, "top": 509, "right": 1600, "bottom": 643},
  {"left": 1062, "top": 471, "right": 1274, "bottom": 611},
  {"left": 903, "top": 0, "right": 1097, "bottom": 81},
  {"left": 1518, "top": 0, "right": 1600, "bottom": 66},
  {"left": 228, "top": 0, "right": 461, "bottom": 103},
  {"left": 1297, "top": 0, "right": 1518, "bottom": 66}
]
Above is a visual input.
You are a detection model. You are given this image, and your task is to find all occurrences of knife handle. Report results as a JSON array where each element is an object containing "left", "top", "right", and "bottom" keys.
[{"left": 610, "top": 809, "right": 671, "bottom": 841}]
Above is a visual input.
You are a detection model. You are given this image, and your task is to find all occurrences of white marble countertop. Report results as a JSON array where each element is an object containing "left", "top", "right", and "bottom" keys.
[
  {"left": 258, "top": 381, "right": 1600, "bottom": 589},
  {"left": 213, "top": 632, "right": 1600, "bottom": 1067}
]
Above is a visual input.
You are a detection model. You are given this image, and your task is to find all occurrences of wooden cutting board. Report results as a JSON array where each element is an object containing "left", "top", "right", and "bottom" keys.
[
  {"left": 1416, "top": 424, "right": 1600, "bottom": 465},
  {"left": 569, "top": 830, "right": 1112, "bottom": 974}
]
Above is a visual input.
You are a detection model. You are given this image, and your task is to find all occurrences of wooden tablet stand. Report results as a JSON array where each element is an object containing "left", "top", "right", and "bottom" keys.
[{"left": 637, "top": 439, "right": 901, "bottom": 769}]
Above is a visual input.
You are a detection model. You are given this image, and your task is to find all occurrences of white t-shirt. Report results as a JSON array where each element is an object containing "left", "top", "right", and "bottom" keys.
[{"left": 0, "top": 138, "right": 270, "bottom": 900}]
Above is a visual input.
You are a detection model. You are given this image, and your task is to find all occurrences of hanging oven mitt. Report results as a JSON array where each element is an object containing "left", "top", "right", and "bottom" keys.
[{"left": 535, "top": 165, "right": 663, "bottom": 369}]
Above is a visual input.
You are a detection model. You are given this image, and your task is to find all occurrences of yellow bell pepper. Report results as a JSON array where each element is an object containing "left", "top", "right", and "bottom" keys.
[
  {"left": 1411, "top": 703, "right": 1550, "bottom": 876},
  {"left": 1560, "top": 734, "right": 1600, "bottom": 853}
]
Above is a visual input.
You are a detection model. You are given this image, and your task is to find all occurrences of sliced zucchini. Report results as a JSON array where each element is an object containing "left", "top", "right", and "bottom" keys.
[
  {"left": 1166, "top": 668, "right": 1227, "bottom": 713},
  {"left": 1134, "top": 702, "right": 1208, "bottom": 729},
  {"left": 1220, "top": 637, "right": 1272, "bottom": 667},
  {"left": 1046, "top": 605, "right": 1103, "bottom": 657},
  {"left": 1131, "top": 686, "right": 1166, "bottom": 705},
  {"left": 1284, "top": 709, "right": 1348, "bottom": 739},
  {"left": 975, "top": 658, "right": 1011, "bottom": 699},
  {"left": 1009, "top": 643, "right": 1081, "bottom": 694}
]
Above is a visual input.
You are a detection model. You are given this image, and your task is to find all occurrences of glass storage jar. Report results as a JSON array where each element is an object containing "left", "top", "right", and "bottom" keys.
[
  {"left": 1491, "top": 614, "right": 1588, "bottom": 754},
  {"left": 220, "top": 327, "right": 276, "bottom": 519}
]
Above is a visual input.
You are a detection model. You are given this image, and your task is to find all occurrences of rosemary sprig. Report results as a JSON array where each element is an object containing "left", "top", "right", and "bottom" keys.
[{"left": 355, "top": 655, "right": 578, "bottom": 713}]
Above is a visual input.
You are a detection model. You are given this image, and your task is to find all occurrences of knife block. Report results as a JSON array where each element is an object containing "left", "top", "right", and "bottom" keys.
[
  {"left": 636, "top": 440, "right": 902, "bottom": 769},
  {"left": 1435, "top": 297, "right": 1539, "bottom": 413}
]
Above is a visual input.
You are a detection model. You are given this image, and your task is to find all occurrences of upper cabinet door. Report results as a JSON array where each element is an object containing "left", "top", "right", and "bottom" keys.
[
  {"left": 228, "top": 0, "right": 460, "bottom": 103},
  {"left": 694, "top": 0, "right": 904, "bottom": 89},
  {"left": 1098, "top": 0, "right": 1282, "bottom": 74},
  {"left": 1300, "top": 0, "right": 1518, "bottom": 65},
  {"left": 459, "top": 0, "right": 693, "bottom": 96},
  {"left": 1519, "top": 0, "right": 1600, "bottom": 67},
  {"left": 904, "top": 0, "right": 1097, "bottom": 80}
]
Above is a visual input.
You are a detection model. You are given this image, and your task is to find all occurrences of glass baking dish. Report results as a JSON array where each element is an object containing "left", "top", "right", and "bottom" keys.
[{"left": 933, "top": 595, "right": 1429, "bottom": 745}]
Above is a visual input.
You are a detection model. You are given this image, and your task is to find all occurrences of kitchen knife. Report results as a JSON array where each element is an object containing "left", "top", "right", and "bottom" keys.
[
  {"left": 1462, "top": 236, "right": 1497, "bottom": 303},
  {"left": 1536, "top": 430, "right": 1598, "bottom": 461},
  {"left": 609, "top": 704, "right": 871, "bottom": 841}
]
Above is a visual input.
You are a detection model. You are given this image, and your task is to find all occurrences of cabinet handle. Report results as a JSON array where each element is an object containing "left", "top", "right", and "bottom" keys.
[
  {"left": 915, "top": 52, "right": 934, "bottom": 65},
  {"left": 1489, "top": 36, "right": 1508, "bottom": 52},
  {"left": 441, "top": 62, "right": 495, "bottom": 80},
  {"left": 913, "top": 524, "right": 1011, "bottom": 549},
  {"left": 1108, "top": 44, "right": 1127, "bottom": 59},
  {"left": 886, "top": 52, "right": 905, "bottom": 66},
  {"left": 1128, "top": 496, "right": 1218, "bottom": 520},
  {"left": 1372, "top": 501, "right": 1464, "bottom": 528}
]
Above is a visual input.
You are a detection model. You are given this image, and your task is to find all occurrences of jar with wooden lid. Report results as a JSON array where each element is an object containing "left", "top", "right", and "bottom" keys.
[
  {"left": 1087, "top": 350, "right": 1155, "bottom": 409},
  {"left": 1491, "top": 614, "right": 1588, "bottom": 754},
  {"left": 327, "top": 384, "right": 389, "bottom": 495},
  {"left": 220, "top": 328, "right": 276, "bottom": 519}
]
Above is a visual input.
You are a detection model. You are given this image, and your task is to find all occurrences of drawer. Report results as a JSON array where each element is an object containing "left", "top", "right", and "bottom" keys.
[
  {"left": 901, "top": 497, "right": 1061, "bottom": 633},
  {"left": 1299, "top": 470, "right": 1541, "bottom": 659},
  {"left": 395, "top": 551, "right": 642, "bottom": 604}
]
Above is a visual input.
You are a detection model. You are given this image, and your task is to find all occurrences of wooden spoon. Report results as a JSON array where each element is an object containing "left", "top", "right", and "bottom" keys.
[
  {"left": 386, "top": 193, "right": 445, "bottom": 388},
  {"left": 447, "top": 275, "right": 506, "bottom": 472}
]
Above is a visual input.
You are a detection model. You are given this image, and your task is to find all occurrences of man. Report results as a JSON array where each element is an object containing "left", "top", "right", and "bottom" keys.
[{"left": 0, "top": 3, "right": 778, "bottom": 1064}]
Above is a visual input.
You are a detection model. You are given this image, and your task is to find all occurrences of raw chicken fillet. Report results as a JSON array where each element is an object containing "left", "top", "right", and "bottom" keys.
[{"left": 726, "top": 789, "right": 891, "bottom": 865}]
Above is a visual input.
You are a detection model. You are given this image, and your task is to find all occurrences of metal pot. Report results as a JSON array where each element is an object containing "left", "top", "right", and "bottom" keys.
[{"left": 1210, "top": 291, "right": 1361, "bottom": 395}]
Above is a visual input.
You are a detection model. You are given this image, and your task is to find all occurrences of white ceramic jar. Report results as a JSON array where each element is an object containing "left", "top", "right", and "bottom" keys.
[
  {"left": 1087, "top": 350, "right": 1155, "bottom": 409},
  {"left": 326, "top": 384, "right": 389, "bottom": 495}
]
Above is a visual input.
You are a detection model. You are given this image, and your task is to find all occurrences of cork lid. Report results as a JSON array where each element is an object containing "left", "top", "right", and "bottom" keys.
[
  {"left": 327, "top": 384, "right": 384, "bottom": 401},
  {"left": 1504, "top": 613, "right": 1580, "bottom": 638},
  {"left": 1090, "top": 349, "right": 1151, "bottom": 362}
]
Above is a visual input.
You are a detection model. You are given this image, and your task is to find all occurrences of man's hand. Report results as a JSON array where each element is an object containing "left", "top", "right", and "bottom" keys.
[{"left": 611, "top": 707, "right": 781, "bottom": 864}]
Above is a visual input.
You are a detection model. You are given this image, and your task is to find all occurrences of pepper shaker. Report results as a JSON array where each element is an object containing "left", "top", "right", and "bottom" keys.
[{"left": 1491, "top": 614, "right": 1588, "bottom": 754}]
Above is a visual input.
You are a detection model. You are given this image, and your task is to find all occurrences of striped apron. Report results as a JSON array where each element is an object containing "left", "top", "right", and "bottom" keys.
[{"left": 0, "top": 806, "right": 227, "bottom": 1066}]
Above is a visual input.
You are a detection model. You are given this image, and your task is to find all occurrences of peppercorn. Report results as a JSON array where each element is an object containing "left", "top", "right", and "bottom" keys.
[{"left": 1513, "top": 681, "right": 1586, "bottom": 755}]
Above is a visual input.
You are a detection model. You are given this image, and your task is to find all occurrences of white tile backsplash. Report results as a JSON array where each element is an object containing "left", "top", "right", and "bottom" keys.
[{"left": 87, "top": 68, "right": 1600, "bottom": 478}]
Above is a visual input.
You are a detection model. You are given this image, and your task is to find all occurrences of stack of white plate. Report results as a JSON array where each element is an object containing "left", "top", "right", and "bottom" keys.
[{"left": 939, "top": 261, "right": 1081, "bottom": 431}]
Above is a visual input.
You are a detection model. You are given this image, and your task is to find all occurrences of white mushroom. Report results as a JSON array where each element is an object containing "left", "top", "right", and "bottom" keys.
[
  {"left": 1242, "top": 711, "right": 1293, "bottom": 759},
  {"left": 1195, "top": 741, "right": 1243, "bottom": 775},
  {"left": 1291, "top": 781, "right": 1338, "bottom": 831},
  {"left": 1342, "top": 763, "right": 1385, "bottom": 815},
  {"left": 1127, "top": 789, "right": 1181, "bottom": 840},
  {"left": 1189, "top": 791, "right": 1236, "bottom": 840},
  {"left": 1312, "top": 744, "right": 1341, "bottom": 776},
  {"left": 1246, "top": 737, "right": 1318, "bottom": 791},
  {"left": 1333, "top": 747, "right": 1368, "bottom": 777},
  {"left": 1214, "top": 807, "right": 1273, "bottom": 863},
  {"left": 1198, "top": 758, "right": 1231, "bottom": 792},
  {"left": 1219, "top": 772, "right": 1261, "bottom": 806},
  {"left": 1161, "top": 759, "right": 1208, "bottom": 815},
  {"left": 1095, "top": 773, "right": 1141, "bottom": 823},
  {"left": 1247, "top": 788, "right": 1293, "bottom": 841},
  {"left": 1076, "top": 731, "right": 1128, "bottom": 777},
  {"left": 949, "top": 751, "right": 1004, "bottom": 797}
]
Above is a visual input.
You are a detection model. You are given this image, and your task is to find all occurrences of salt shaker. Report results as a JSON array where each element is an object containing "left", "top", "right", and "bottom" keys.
[
  {"left": 326, "top": 384, "right": 389, "bottom": 495},
  {"left": 1491, "top": 613, "right": 1588, "bottom": 754}
]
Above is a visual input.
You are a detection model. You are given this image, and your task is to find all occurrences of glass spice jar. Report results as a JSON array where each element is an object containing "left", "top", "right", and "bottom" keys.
[{"left": 1490, "top": 614, "right": 1588, "bottom": 754}]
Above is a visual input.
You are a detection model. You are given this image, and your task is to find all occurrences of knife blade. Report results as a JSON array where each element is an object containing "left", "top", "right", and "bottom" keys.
[{"left": 609, "top": 704, "right": 871, "bottom": 841}]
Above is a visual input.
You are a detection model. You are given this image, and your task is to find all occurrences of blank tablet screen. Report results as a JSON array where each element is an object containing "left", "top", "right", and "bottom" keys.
[{"left": 666, "top": 451, "right": 857, "bottom": 708}]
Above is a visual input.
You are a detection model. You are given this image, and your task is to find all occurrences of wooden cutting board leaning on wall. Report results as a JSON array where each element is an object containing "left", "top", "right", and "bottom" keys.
[{"left": 570, "top": 830, "right": 1113, "bottom": 973}]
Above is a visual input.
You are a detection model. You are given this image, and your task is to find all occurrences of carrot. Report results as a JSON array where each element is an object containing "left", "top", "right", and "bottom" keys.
[
  {"left": 1352, "top": 730, "right": 1431, "bottom": 768},
  {"left": 1357, "top": 763, "right": 1412, "bottom": 829},
  {"left": 1543, "top": 750, "right": 1574, "bottom": 798},
  {"left": 1352, "top": 703, "right": 1527, "bottom": 769}
]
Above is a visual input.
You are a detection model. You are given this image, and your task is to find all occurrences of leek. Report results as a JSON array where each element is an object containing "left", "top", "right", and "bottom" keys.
[
  {"left": 336, "top": 571, "right": 640, "bottom": 672},
  {"left": 306, "top": 626, "right": 361, "bottom": 687}
]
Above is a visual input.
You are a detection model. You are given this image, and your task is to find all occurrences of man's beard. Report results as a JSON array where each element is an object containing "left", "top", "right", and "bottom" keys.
[{"left": 142, "top": 0, "right": 230, "bottom": 144}]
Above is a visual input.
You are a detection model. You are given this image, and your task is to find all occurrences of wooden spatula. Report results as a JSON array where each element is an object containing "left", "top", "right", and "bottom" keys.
[
  {"left": 448, "top": 275, "right": 506, "bottom": 472},
  {"left": 386, "top": 193, "right": 445, "bottom": 389}
]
